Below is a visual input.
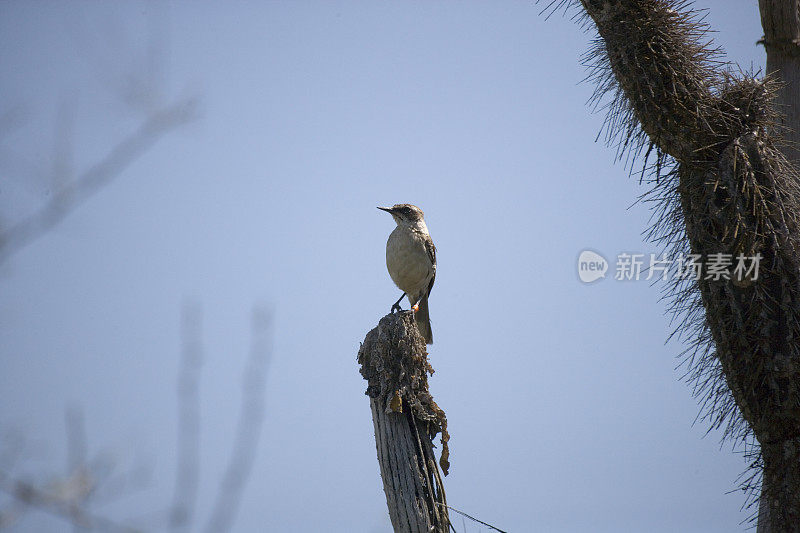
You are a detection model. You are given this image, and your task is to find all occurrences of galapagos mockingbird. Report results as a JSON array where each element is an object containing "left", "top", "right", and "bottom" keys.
[{"left": 378, "top": 204, "right": 436, "bottom": 344}]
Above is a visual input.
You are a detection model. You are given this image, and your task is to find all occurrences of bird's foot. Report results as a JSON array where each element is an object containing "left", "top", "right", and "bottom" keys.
[{"left": 390, "top": 292, "right": 406, "bottom": 314}]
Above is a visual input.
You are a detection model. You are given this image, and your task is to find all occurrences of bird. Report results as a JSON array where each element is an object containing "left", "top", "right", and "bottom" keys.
[{"left": 378, "top": 204, "right": 436, "bottom": 344}]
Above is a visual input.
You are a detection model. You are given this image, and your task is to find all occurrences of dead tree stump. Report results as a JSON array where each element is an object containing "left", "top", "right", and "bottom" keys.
[{"left": 358, "top": 311, "right": 450, "bottom": 533}]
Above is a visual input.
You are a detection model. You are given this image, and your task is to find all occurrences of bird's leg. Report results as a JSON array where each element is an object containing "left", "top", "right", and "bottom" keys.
[{"left": 390, "top": 292, "right": 406, "bottom": 313}]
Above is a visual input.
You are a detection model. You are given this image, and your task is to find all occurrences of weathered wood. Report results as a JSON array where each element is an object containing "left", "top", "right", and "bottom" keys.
[
  {"left": 758, "top": 3, "right": 800, "bottom": 531},
  {"left": 358, "top": 312, "right": 449, "bottom": 533},
  {"left": 759, "top": 0, "right": 800, "bottom": 167}
]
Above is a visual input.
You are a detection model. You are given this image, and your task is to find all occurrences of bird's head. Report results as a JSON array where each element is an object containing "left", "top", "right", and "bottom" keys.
[{"left": 377, "top": 204, "right": 426, "bottom": 226}]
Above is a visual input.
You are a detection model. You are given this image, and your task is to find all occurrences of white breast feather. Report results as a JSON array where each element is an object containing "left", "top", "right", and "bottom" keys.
[{"left": 386, "top": 227, "right": 432, "bottom": 301}]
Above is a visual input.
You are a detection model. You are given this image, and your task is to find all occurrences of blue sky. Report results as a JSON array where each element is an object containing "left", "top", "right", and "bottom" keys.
[{"left": 0, "top": 1, "right": 767, "bottom": 531}]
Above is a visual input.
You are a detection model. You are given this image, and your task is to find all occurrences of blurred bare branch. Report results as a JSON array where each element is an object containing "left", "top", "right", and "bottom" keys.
[
  {"left": 169, "top": 301, "right": 203, "bottom": 532},
  {"left": 204, "top": 307, "right": 272, "bottom": 533},
  {"left": 65, "top": 408, "right": 87, "bottom": 482},
  {"left": 0, "top": 432, "right": 27, "bottom": 529},
  {"left": 0, "top": 7, "right": 284, "bottom": 532},
  {"left": 0, "top": 476, "right": 140, "bottom": 533},
  {"left": 0, "top": 3, "right": 195, "bottom": 267},
  {"left": 90, "top": 458, "right": 152, "bottom": 507},
  {"left": 0, "top": 411, "right": 142, "bottom": 532},
  {"left": 69, "top": 4, "right": 171, "bottom": 114},
  {"left": 0, "top": 408, "right": 159, "bottom": 532},
  {"left": 0, "top": 431, "right": 25, "bottom": 475},
  {"left": 0, "top": 96, "right": 198, "bottom": 266},
  {"left": 65, "top": 407, "right": 90, "bottom": 533},
  {"left": 1, "top": 304, "right": 272, "bottom": 532},
  {"left": 50, "top": 98, "right": 77, "bottom": 191}
]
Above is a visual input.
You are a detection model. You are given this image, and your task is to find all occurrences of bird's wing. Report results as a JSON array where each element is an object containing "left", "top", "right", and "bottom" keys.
[{"left": 425, "top": 238, "right": 436, "bottom": 296}]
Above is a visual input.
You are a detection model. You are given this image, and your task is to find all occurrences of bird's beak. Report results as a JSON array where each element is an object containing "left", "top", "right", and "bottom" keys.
[{"left": 377, "top": 206, "right": 394, "bottom": 214}]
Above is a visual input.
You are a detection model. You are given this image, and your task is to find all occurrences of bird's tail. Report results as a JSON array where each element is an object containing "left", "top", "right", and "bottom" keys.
[{"left": 415, "top": 295, "right": 433, "bottom": 344}]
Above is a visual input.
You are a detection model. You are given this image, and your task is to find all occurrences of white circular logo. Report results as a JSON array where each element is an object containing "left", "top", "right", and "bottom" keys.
[{"left": 577, "top": 250, "right": 608, "bottom": 283}]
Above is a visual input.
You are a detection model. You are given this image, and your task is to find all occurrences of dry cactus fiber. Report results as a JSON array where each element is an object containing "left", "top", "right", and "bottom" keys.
[{"left": 577, "top": 0, "right": 800, "bottom": 528}]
